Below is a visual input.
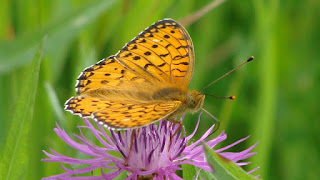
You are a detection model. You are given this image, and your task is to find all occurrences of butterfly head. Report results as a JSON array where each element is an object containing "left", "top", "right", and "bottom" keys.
[{"left": 186, "top": 90, "right": 205, "bottom": 113}]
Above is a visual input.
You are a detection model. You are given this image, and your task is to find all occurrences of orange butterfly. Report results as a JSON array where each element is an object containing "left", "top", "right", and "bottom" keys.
[{"left": 65, "top": 18, "right": 252, "bottom": 130}]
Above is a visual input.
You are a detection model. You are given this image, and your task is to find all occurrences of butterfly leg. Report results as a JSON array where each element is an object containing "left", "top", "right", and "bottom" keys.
[
  {"left": 168, "top": 118, "right": 182, "bottom": 129},
  {"left": 124, "top": 129, "right": 136, "bottom": 166},
  {"left": 168, "top": 118, "right": 183, "bottom": 136},
  {"left": 168, "top": 119, "right": 183, "bottom": 151}
]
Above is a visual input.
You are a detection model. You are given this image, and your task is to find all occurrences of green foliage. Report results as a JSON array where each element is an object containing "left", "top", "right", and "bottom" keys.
[
  {"left": 0, "top": 0, "right": 319, "bottom": 179},
  {"left": 182, "top": 164, "right": 198, "bottom": 180},
  {"left": 0, "top": 36, "right": 44, "bottom": 179},
  {"left": 203, "top": 143, "right": 257, "bottom": 180}
]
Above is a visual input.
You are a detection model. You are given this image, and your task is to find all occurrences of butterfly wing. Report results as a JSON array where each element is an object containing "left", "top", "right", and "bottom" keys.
[
  {"left": 75, "top": 56, "right": 154, "bottom": 95},
  {"left": 94, "top": 100, "right": 181, "bottom": 129},
  {"left": 76, "top": 19, "right": 193, "bottom": 95},
  {"left": 116, "top": 19, "right": 194, "bottom": 88},
  {"left": 65, "top": 96, "right": 135, "bottom": 118},
  {"left": 65, "top": 96, "right": 181, "bottom": 129}
]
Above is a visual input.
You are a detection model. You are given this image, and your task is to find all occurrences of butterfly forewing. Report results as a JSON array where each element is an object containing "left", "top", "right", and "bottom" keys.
[
  {"left": 116, "top": 19, "right": 194, "bottom": 88},
  {"left": 75, "top": 56, "right": 153, "bottom": 95}
]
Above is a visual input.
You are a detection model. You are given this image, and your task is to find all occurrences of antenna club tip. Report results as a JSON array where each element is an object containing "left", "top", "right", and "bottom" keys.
[
  {"left": 230, "top": 96, "right": 236, "bottom": 100},
  {"left": 247, "top": 56, "right": 254, "bottom": 62}
]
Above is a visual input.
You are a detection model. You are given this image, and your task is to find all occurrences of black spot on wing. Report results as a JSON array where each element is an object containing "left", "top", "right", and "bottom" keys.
[
  {"left": 172, "top": 53, "right": 189, "bottom": 60},
  {"left": 173, "top": 62, "right": 189, "bottom": 65},
  {"left": 144, "top": 63, "right": 154, "bottom": 70}
]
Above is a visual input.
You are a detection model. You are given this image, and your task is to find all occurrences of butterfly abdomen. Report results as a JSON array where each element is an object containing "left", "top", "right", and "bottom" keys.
[
  {"left": 152, "top": 87, "right": 187, "bottom": 101},
  {"left": 83, "top": 88, "right": 153, "bottom": 102}
]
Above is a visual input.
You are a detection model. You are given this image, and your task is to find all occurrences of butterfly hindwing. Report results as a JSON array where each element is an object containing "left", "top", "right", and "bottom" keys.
[
  {"left": 93, "top": 101, "right": 181, "bottom": 129},
  {"left": 116, "top": 19, "right": 194, "bottom": 88},
  {"left": 65, "top": 96, "right": 136, "bottom": 118},
  {"left": 65, "top": 96, "right": 181, "bottom": 130}
]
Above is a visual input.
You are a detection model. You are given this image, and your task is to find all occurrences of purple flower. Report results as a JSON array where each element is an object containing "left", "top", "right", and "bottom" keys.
[{"left": 42, "top": 114, "right": 259, "bottom": 179}]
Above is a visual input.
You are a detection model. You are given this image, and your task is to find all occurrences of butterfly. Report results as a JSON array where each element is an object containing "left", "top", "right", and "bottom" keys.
[{"left": 65, "top": 18, "right": 246, "bottom": 130}]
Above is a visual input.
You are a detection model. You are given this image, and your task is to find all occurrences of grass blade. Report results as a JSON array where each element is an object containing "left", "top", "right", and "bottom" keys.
[
  {"left": 0, "top": 37, "right": 44, "bottom": 179},
  {"left": 44, "top": 82, "right": 65, "bottom": 127}
]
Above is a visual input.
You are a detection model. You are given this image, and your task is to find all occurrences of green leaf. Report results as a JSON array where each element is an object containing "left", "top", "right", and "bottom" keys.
[
  {"left": 203, "top": 143, "right": 258, "bottom": 180},
  {"left": 199, "top": 169, "right": 217, "bottom": 180},
  {"left": 0, "top": 0, "right": 118, "bottom": 74},
  {"left": 0, "top": 37, "right": 44, "bottom": 179},
  {"left": 182, "top": 164, "right": 197, "bottom": 180}
]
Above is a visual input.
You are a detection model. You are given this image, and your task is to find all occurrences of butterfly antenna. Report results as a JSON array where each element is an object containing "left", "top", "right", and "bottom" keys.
[
  {"left": 201, "top": 107, "right": 220, "bottom": 136},
  {"left": 199, "top": 56, "right": 254, "bottom": 92},
  {"left": 204, "top": 94, "right": 236, "bottom": 100}
]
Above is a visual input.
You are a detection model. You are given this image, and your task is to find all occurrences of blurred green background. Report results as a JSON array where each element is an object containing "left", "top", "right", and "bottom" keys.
[{"left": 0, "top": 0, "right": 319, "bottom": 179}]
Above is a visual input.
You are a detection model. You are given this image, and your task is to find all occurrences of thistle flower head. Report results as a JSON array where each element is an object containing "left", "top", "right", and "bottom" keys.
[{"left": 42, "top": 115, "right": 258, "bottom": 179}]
